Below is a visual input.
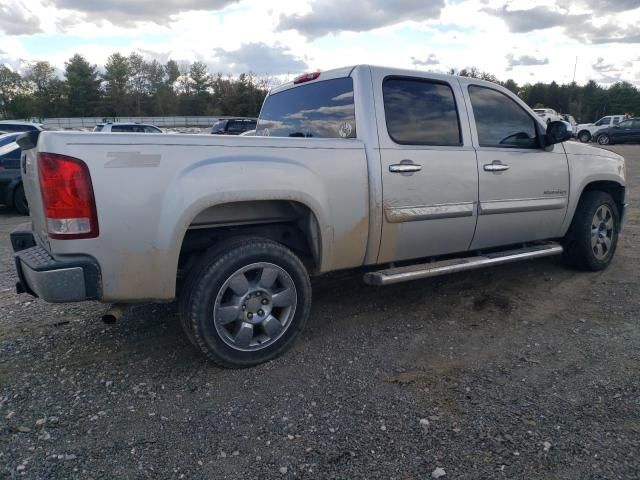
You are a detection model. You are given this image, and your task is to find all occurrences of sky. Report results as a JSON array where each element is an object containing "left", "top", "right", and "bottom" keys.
[{"left": 0, "top": 0, "right": 639, "bottom": 86}]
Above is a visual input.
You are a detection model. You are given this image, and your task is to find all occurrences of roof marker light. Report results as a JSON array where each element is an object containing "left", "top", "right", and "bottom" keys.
[{"left": 293, "top": 72, "right": 321, "bottom": 84}]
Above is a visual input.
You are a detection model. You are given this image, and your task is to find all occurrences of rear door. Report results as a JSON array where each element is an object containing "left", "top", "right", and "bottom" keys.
[
  {"left": 462, "top": 80, "right": 569, "bottom": 249},
  {"left": 372, "top": 69, "right": 478, "bottom": 263}
]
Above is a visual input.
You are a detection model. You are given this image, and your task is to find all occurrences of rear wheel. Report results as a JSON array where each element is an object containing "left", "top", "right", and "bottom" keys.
[
  {"left": 563, "top": 191, "right": 619, "bottom": 271},
  {"left": 179, "top": 237, "right": 311, "bottom": 368},
  {"left": 13, "top": 184, "right": 29, "bottom": 215},
  {"left": 578, "top": 131, "right": 591, "bottom": 143}
]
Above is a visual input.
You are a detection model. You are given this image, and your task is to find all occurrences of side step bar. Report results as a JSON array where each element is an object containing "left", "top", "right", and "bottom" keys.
[{"left": 364, "top": 242, "right": 563, "bottom": 286}]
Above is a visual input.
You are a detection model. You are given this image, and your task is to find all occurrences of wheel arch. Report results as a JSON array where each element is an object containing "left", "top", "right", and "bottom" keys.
[
  {"left": 176, "top": 199, "right": 324, "bottom": 281},
  {"left": 563, "top": 179, "right": 625, "bottom": 236},
  {"left": 579, "top": 180, "right": 625, "bottom": 214}
]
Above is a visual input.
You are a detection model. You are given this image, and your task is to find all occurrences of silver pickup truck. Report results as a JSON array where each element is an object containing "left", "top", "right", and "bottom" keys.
[{"left": 12, "top": 65, "right": 628, "bottom": 367}]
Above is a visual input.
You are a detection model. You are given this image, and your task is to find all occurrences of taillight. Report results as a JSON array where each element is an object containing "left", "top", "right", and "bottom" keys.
[
  {"left": 38, "top": 152, "right": 99, "bottom": 239},
  {"left": 293, "top": 71, "right": 320, "bottom": 84}
]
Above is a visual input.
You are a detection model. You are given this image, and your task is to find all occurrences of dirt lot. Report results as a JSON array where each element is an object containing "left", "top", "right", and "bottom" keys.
[{"left": 1, "top": 145, "right": 638, "bottom": 480}]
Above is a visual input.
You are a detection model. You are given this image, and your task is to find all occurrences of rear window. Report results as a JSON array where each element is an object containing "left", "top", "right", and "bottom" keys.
[{"left": 256, "top": 77, "right": 356, "bottom": 139}]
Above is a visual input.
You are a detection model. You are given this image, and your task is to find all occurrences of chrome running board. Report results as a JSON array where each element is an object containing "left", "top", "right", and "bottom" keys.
[{"left": 364, "top": 242, "right": 563, "bottom": 286}]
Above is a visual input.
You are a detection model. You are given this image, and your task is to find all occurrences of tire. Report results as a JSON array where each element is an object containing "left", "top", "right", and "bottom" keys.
[
  {"left": 578, "top": 131, "right": 591, "bottom": 143},
  {"left": 563, "top": 191, "right": 619, "bottom": 271},
  {"left": 13, "top": 184, "right": 29, "bottom": 216},
  {"left": 597, "top": 134, "right": 611, "bottom": 145},
  {"left": 179, "top": 237, "right": 311, "bottom": 368}
]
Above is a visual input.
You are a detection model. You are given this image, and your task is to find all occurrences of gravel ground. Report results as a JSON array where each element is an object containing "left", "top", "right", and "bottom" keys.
[{"left": 1, "top": 145, "right": 638, "bottom": 480}]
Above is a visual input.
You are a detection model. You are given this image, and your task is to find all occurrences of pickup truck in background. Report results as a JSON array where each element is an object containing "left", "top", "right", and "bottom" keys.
[
  {"left": 576, "top": 114, "right": 628, "bottom": 143},
  {"left": 12, "top": 65, "right": 628, "bottom": 368}
]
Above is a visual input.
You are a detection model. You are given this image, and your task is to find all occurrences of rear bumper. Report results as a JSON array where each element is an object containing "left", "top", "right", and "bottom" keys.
[{"left": 11, "top": 227, "right": 101, "bottom": 303}]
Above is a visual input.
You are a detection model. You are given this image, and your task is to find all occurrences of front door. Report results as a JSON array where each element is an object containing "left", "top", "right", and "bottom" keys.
[
  {"left": 461, "top": 82, "right": 570, "bottom": 250},
  {"left": 610, "top": 119, "right": 637, "bottom": 143},
  {"left": 373, "top": 72, "right": 478, "bottom": 263}
]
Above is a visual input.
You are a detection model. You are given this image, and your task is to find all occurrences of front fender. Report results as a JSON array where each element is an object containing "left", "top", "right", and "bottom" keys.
[{"left": 561, "top": 145, "right": 626, "bottom": 235}]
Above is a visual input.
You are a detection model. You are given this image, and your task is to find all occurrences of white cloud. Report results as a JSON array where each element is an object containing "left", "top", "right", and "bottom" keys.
[
  {"left": 47, "top": 0, "right": 240, "bottom": 26},
  {"left": 0, "top": 0, "right": 638, "bottom": 87},
  {"left": 0, "top": 0, "right": 42, "bottom": 35},
  {"left": 277, "top": 0, "right": 445, "bottom": 39}
]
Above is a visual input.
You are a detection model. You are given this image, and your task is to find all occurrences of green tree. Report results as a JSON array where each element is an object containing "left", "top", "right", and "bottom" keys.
[
  {"left": 103, "top": 52, "right": 130, "bottom": 115},
  {"left": 65, "top": 54, "right": 101, "bottom": 116},
  {"left": 127, "top": 52, "right": 149, "bottom": 115},
  {"left": 23, "top": 61, "right": 64, "bottom": 117},
  {"left": 0, "top": 65, "right": 23, "bottom": 118}
]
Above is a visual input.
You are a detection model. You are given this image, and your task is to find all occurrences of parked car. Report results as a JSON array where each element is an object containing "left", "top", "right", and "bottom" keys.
[
  {"left": 12, "top": 65, "right": 627, "bottom": 368},
  {"left": 211, "top": 118, "right": 257, "bottom": 135},
  {"left": 533, "top": 108, "right": 563, "bottom": 124},
  {"left": 0, "top": 121, "right": 43, "bottom": 133},
  {"left": 0, "top": 133, "right": 28, "bottom": 215},
  {"left": 94, "top": 122, "right": 162, "bottom": 133},
  {"left": 576, "top": 115, "right": 627, "bottom": 143},
  {"left": 561, "top": 114, "right": 578, "bottom": 136},
  {"left": 594, "top": 117, "right": 640, "bottom": 145}
]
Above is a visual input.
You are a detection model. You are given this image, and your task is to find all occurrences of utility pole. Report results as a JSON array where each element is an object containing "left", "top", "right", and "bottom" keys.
[{"left": 572, "top": 56, "right": 578, "bottom": 84}]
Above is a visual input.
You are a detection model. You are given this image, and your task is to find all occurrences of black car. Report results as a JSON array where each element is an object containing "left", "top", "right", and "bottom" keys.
[
  {"left": 595, "top": 117, "right": 640, "bottom": 145},
  {"left": 210, "top": 118, "right": 257, "bottom": 135},
  {"left": 0, "top": 133, "right": 28, "bottom": 215},
  {"left": 0, "top": 121, "right": 43, "bottom": 133}
]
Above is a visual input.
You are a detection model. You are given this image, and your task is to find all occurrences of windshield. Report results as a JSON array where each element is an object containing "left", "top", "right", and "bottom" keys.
[{"left": 257, "top": 77, "right": 356, "bottom": 139}]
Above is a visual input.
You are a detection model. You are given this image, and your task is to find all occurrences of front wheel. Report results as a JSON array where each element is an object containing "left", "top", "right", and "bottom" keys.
[
  {"left": 179, "top": 237, "right": 312, "bottom": 368},
  {"left": 578, "top": 131, "right": 591, "bottom": 143},
  {"left": 597, "top": 134, "right": 611, "bottom": 145},
  {"left": 563, "top": 191, "right": 619, "bottom": 271}
]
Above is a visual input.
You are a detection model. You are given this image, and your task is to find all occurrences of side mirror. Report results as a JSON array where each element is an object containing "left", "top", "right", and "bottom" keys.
[{"left": 545, "top": 121, "right": 572, "bottom": 146}]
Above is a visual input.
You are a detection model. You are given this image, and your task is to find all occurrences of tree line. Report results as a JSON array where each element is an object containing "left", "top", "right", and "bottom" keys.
[
  {"left": 0, "top": 53, "right": 269, "bottom": 120},
  {"left": 1, "top": 53, "right": 639, "bottom": 123}
]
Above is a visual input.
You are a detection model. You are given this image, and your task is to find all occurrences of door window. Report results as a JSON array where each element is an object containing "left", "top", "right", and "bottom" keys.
[
  {"left": 595, "top": 117, "right": 611, "bottom": 126},
  {"left": 382, "top": 78, "right": 461, "bottom": 146},
  {"left": 111, "top": 125, "right": 133, "bottom": 132},
  {"left": 468, "top": 86, "right": 538, "bottom": 149},
  {"left": 618, "top": 120, "right": 633, "bottom": 129}
]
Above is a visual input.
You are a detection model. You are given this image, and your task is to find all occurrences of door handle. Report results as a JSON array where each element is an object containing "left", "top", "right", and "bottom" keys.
[
  {"left": 483, "top": 161, "right": 510, "bottom": 172},
  {"left": 390, "top": 163, "right": 422, "bottom": 173}
]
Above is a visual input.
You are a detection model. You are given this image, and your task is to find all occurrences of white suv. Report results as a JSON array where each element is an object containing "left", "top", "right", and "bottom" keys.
[
  {"left": 576, "top": 115, "right": 627, "bottom": 143},
  {"left": 533, "top": 108, "right": 563, "bottom": 124},
  {"left": 94, "top": 122, "right": 162, "bottom": 133}
]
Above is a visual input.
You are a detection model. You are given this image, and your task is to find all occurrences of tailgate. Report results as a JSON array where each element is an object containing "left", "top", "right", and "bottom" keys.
[{"left": 17, "top": 132, "right": 48, "bottom": 246}]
